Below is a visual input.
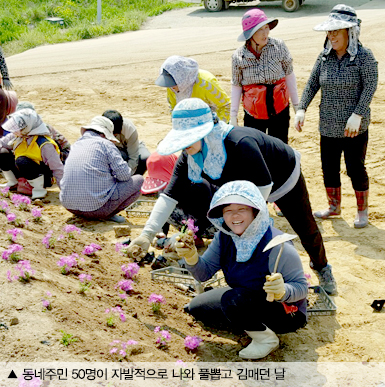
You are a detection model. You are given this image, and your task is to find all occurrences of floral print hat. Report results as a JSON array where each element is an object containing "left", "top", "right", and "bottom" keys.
[{"left": 313, "top": 4, "right": 359, "bottom": 31}]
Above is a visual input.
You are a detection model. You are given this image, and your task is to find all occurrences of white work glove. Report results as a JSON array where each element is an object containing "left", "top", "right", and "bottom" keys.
[
  {"left": 2, "top": 78, "right": 13, "bottom": 90},
  {"left": 294, "top": 109, "right": 305, "bottom": 132},
  {"left": 263, "top": 273, "right": 286, "bottom": 301},
  {"left": 127, "top": 234, "right": 151, "bottom": 261},
  {"left": 344, "top": 113, "right": 362, "bottom": 138},
  {"left": 230, "top": 116, "right": 238, "bottom": 126},
  {"left": 175, "top": 230, "right": 199, "bottom": 266}
]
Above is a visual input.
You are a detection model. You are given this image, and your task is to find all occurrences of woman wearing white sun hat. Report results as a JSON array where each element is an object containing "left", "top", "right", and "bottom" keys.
[
  {"left": 128, "top": 98, "right": 337, "bottom": 295},
  {"left": 295, "top": 4, "right": 378, "bottom": 229}
]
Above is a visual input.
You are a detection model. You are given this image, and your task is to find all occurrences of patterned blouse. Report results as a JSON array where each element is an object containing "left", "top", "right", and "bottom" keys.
[
  {"left": 232, "top": 37, "right": 293, "bottom": 86},
  {"left": 298, "top": 45, "right": 378, "bottom": 138}
]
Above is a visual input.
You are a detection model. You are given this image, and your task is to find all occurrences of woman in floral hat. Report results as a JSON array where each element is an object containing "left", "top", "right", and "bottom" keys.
[
  {"left": 176, "top": 180, "right": 308, "bottom": 360},
  {"left": 128, "top": 98, "right": 337, "bottom": 295},
  {"left": 231, "top": 8, "right": 299, "bottom": 145},
  {"left": 294, "top": 4, "right": 378, "bottom": 229}
]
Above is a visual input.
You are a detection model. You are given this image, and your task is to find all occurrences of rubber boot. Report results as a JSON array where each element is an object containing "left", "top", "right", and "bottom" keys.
[
  {"left": 238, "top": 326, "right": 279, "bottom": 360},
  {"left": 314, "top": 187, "right": 341, "bottom": 219},
  {"left": 28, "top": 175, "right": 47, "bottom": 199},
  {"left": 354, "top": 189, "right": 369, "bottom": 229},
  {"left": 0, "top": 170, "right": 18, "bottom": 188}
]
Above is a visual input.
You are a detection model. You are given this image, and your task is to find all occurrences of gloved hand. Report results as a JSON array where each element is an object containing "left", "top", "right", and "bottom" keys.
[
  {"left": 294, "top": 109, "right": 305, "bottom": 132},
  {"left": 127, "top": 234, "right": 151, "bottom": 261},
  {"left": 175, "top": 230, "right": 199, "bottom": 265},
  {"left": 344, "top": 113, "right": 362, "bottom": 138},
  {"left": 2, "top": 78, "right": 13, "bottom": 90},
  {"left": 263, "top": 273, "right": 286, "bottom": 300},
  {"left": 230, "top": 116, "right": 238, "bottom": 126}
]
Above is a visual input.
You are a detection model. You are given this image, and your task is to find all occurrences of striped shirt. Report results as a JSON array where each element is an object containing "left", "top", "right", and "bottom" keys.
[
  {"left": 298, "top": 45, "right": 378, "bottom": 138},
  {"left": 232, "top": 37, "right": 293, "bottom": 86},
  {"left": 59, "top": 131, "right": 131, "bottom": 211}
]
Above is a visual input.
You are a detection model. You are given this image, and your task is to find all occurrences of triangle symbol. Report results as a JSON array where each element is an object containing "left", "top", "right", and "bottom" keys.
[{"left": 8, "top": 370, "right": 17, "bottom": 379}]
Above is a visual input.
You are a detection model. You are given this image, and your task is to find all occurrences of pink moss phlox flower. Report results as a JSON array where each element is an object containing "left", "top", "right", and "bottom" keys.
[
  {"left": 116, "top": 279, "right": 133, "bottom": 293},
  {"left": 11, "top": 193, "right": 31, "bottom": 210},
  {"left": 90, "top": 243, "right": 102, "bottom": 250},
  {"left": 109, "top": 339, "right": 137, "bottom": 358},
  {"left": 118, "top": 293, "right": 127, "bottom": 300},
  {"left": 121, "top": 262, "right": 140, "bottom": 279},
  {"left": 63, "top": 224, "right": 81, "bottom": 238},
  {"left": 184, "top": 336, "right": 202, "bottom": 350},
  {"left": 6, "top": 228, "right": 23, "bottom": 242},
  {"left": 6, "top": 270, "right": 13, "bottom": 282},
  {"left": 115, "top": 242, "right": 123, "bottom": 252},
  {"left": 106, "top": 306, "right": 126, "bottom": 323},
  {"left": 25, "top": 219, "right": 29, "bottom": 225},
  {"left": 82, "top": 245, "right": 97, "bottom": 256},
  {"left": 79, "top": 273, "right": 92, "bottom": 283},
  {"left": 155, "top": 328, "right": 171, "bottom": 346},
  {"left": 126, "top": 340, "right": 138, "bottom": 345},
  {"left": 42, "top": 299, "right": 51, "bottom": 310},
  {"left": 0, "top": 186, "right": 10, "bottom": 197},
  {"left": 42, "top": 230, "right": 56, "bottom": 249},
  {"left": 56, "top": 254, "right": 78, "bottom": 274},
  {"left": 14, "top": 260, "right": 35, "bottom": 282},
  {"left": 46, "top": 291, "right": 52, "bottom": 297},
  {"left": 119, "top": 349, "right": 127, "bottom": 357},
  {"left": 148, "top": 293, "right": 165, "bottom": 312},
  {"left": 31, "top": 207, "right": 42, "bottom": 221},
  {"left": 2, "top": 244, "right": 23, "bottom": 262},
  {"left": 0, "top": 199, "right": 9, "bottom": 213},
  {"left": 7, "top": 212, "right": 16, "bottom": 222},
  {"left": 109, "top": 347, "right": 118, "bottom": 354},
  {"left": 57, "top": 234, "right": 64, "bottom": 241}
]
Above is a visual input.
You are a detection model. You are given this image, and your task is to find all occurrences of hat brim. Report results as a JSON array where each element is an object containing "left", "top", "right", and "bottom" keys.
[
  {"left": 81, "top": 125, "right": 119, "bottom": 143},
  {"left": 208, "top": 194, "right": 257, "bottom": 218},
  {"left": 2, "top": 117, "right": 23, "bottom": 133},
  {"left": 141, "top": 177, "right": 168, "bottom": 194},
  {"left": 157, "top": 121, "right": 214, "bottom": 156},
  {"left": 155, "top": 73, "right": 177, "bottom": 87},
  {"left": 237, "top": 19, "right": 278, "bottom": 42},
  {"left": 313, "top": 20, "right": 357, "bottom": 31}
]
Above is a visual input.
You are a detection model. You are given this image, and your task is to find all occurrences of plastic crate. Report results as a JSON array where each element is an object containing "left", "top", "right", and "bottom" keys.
[
  {"left": 151, "top": 266, "right": 226, "bottom": 288},
  {"left": 307, "top": 285, "right": 337, "bottom": 316},
  {"left": 125, "top": 199, "right": 156, "bottom": 217}
]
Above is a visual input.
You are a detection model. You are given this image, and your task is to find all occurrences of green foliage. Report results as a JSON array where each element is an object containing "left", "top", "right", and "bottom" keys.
[
  {"left": 60, "top": 330, "right": 78, "bottom": 346},
  {"left": 0, "top": 0, "right": 193, "bottom": 55}
]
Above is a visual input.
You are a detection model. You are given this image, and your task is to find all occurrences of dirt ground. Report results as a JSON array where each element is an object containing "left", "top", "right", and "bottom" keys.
[{"left": 1, "top": 0, "right": 385, "bottom": 377}]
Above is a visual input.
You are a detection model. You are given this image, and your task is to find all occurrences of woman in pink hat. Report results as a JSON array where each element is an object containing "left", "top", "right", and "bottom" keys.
[{"left": 231, "top": 8, "right": 299, "bottom": 145}]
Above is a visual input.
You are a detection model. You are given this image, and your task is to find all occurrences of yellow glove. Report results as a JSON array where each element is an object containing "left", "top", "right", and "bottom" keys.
[
  {"left": 263, "top": 273, "right": 286, "bottom": 300},
  {"left": 175, "top": 230, "right": 198, "bottom": 265}
]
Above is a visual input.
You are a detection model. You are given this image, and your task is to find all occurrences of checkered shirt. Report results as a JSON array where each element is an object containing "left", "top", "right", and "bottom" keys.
[
  {"left": 298, "top": 45, "right": 378, "bottom": 138},
  {"left": 59, "top": 131, "right": 131, "bottom": 211},
  {"left": 232, "top": 37, "right": 294, "bottom": 86}
]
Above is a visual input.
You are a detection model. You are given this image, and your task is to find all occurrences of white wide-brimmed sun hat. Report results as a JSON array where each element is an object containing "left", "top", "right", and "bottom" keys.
[
  {"left": 313, "top": 4, "right": 359, "bottom": 31},
  {"left": 157, "top": 98, "right": 214, "bottom": 156},
  {"left": 81, "top": 116, "right": 119, "bottom": 143}
]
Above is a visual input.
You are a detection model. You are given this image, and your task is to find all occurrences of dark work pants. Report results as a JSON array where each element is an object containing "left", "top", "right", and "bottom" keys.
[
  {"left": 187, "top": 287, "right": 306, "bottom": 334},
  {"left": 320, "top": 131, "right": 369, "bottom": 191},
  {"left": 243, "top": 106, "right": 290, "bottom": 144},
  {"left": 117, "top": 142, "right": 151, "bottom": 176},
  {"left": 0, "top": 153, "right": 52, "bottom": 186},
  {"left": 275, "top": 172, "right": 327, "bottom": 271}
]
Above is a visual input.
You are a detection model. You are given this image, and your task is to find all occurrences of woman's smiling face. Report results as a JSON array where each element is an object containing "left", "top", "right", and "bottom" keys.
[{"left": 223, "top": 203, "right": 256, "bottom": 236}]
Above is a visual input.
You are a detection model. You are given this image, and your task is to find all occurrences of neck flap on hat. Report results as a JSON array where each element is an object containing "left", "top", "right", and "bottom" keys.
[
  {"left": 323, "top": 24, "right": 361, "bottom": 60},
  {"left": 163, "top": 56, "right": 199, "bottom": 103},
  {"left": 9, "top": 109, "right": 50, "bottom": 148},
  {"left": 187, "top": 121, "right": 233, "bottom": 183},
  {"left": 209, "top": 180, "right": 272, "bottom": 262}
]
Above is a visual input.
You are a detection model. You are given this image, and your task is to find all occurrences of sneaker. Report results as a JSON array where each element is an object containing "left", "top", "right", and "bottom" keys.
[
  {"left": 108, "top": 214, "right": 127, "bottom": 223},
  {"left": 313, "top": 264, "right": 337, "bottom": 295}
]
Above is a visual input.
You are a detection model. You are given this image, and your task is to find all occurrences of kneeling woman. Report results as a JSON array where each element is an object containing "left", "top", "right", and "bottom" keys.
[{"left": 176, "top": 180, "right": 308, "bottom": 359}]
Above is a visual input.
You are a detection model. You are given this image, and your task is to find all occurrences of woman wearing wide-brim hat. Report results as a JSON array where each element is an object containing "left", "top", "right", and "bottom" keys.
[
  {"left": 128, "top": 98, "right": 337, "bottom": 296},
  {"left": 231, "top": 8, "right": 299, "bottom": 145},
  {"left": 294, "top": 4, "right": 378, "bottom": 229}
]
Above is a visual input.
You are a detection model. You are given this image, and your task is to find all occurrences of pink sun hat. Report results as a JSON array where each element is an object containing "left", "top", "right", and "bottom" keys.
[
  {"left": 141, "top": 152, "right": 178, "bottom": 195},
  {"left": 237, "top": 8, "right": 278, "bottom": 42}
]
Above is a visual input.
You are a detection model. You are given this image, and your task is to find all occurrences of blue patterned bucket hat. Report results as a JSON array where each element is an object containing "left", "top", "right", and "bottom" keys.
[
  {"left": 157, "top": 98, "right": 214, "bottom": 156},
  {"left": 313, "top": 4, "right": 359, "bottom": 31}
]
